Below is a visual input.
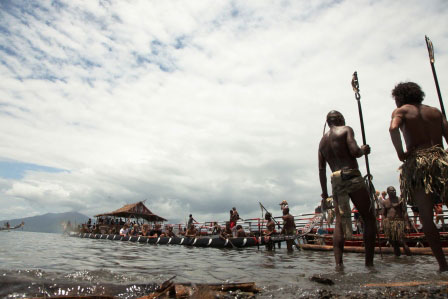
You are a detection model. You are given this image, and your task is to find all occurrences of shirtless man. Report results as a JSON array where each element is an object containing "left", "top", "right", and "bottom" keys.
[
  {"left": 219, "top": 222, "right": 233, "bottom": 239},
  {"left": 280, "top": 207, "right": 296, "bottom": 251},
  {"left": 164, "top": 225, "right": 176, "bottom": 237},
  {"left": 382, "top": 186, "right": 411, "bottom": 256},
  {"left": 235, "top": 225, "right": 247, "bottom": 237},
  {"left": 318, "top": 110, "right": 376, "bottom": 267},
  {"left": 389, "top": 82, "right": 448, "bottom": 271},
  {"left": 212, "top": 222, "right": 222, "bottom": 235},
  {"left": 263, "top": 212, "right": 276, "bottom": 250},
  {"left": 185, "top": 224, "right": 198, "bottom": 237},
  {"left": 264, "top": 212, "right": 276, "bottom": 236}
]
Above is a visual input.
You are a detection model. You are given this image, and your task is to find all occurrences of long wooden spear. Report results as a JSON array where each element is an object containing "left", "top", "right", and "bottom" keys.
[
  {"left": 351, "top": 72, "right": 371, "bottom": 180},
  {"left": 259, "top": 202, "right": 280, "bottom": 226},
  {"left": 425, "top": 36, "right": 446, "bottom": 118},
  {"left": 351, "top": 72, "right": 382, "bottom": 257}
]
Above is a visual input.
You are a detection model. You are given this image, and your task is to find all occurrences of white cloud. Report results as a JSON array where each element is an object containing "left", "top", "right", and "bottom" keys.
[{"left": 0, "top": 0, "right": 447, "bottom": 222}]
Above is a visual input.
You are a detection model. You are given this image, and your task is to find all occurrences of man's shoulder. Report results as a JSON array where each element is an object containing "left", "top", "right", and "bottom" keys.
[
  {"left": 420, "top": 104, "right": 443, "bottom": 116},
  {"left": 394, "top": 104, "right": 442, "bottom": 118},
  {"left": 321, "top": 126, "right": 352, "bottom": 141},
  {"left": 395, "top": 103, "right": 437, "bottom": 113},
  {"left": 333, "top": 125, "right": 353, "bottom": 135}
]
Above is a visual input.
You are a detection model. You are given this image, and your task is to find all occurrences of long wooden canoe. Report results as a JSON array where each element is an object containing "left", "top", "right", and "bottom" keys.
[{"left": 70, "top": 232, "right": 287, "bottom": 248}]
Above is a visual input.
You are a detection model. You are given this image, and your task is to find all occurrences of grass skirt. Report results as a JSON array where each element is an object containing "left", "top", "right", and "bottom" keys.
[
  {"left": 400, "top": 145, "right": 448, "bottom": 206},
  {"left": 383, "top": 218, "right": 405, "bottom": 242}
]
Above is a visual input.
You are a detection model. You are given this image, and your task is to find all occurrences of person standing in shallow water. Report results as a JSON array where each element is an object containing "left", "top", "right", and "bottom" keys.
[
  {"left": 382, "top": 186, "right": 411, "bottom": 256},
  {"left": 280, "top": 207, "right": 296, "bottom": 252},
  {"left": 318, "top": 110, "right": 377, "bottom": 267},
  {"left": 389, "top": 82, "right": 448, "bottom": 271},
  {"left": 264, "top": 212, "right": 276, "bottom": 251}
]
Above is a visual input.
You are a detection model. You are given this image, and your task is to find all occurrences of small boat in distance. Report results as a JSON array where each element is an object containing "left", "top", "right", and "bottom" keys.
[{"left": 0, "top": 221, "right": 24, "bottom": 232}]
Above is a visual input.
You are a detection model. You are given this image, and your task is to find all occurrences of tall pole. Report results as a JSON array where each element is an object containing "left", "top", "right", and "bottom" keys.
[
  {"left": 351, "top": 72, "right": 371, "bottom": 180},
  {"left": 425, "top": 35, "right": 446, "bottom": 118},
  {"left": 351, "top": 71, "right": 382, "bottom": 258}
]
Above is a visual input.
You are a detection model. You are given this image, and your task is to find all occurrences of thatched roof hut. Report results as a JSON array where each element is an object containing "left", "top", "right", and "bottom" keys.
[{"left": 95, "top": 201, "right": 167, "bottom": 222}]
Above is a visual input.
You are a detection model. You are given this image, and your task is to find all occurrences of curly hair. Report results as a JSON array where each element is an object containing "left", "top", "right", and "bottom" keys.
[{"left": 391, "top": 82, "right": 425, "bottom": 104}]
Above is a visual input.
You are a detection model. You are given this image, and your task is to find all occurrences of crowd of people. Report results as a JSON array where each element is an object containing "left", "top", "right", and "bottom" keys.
[{"left": 75, "top": 204, "right": 299, "bottom": 249}]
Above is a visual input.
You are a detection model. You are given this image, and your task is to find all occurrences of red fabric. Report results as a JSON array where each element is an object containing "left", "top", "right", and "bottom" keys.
[{"left": 230, "top": 221, "right": 236, "bottom": 229}]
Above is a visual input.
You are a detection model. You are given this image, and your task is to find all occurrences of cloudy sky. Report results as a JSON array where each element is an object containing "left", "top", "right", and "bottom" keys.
[{"left": 0, "top": 0, "right": 447, "bottom": 223}]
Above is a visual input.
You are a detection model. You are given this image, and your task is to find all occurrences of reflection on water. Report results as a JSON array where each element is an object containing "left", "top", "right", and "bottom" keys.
[{"left": 1, "top": 231, "right": 447, "bottom": 298}]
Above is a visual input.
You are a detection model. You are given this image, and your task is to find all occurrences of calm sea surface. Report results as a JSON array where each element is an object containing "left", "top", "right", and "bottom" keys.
[{"left": 1, "top": 231, "right": 447, "bottom": 298}]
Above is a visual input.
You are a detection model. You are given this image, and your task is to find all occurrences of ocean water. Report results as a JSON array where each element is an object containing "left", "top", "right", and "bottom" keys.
[{"left": 1, "top": 231, "right": 447, "bottom": 298}]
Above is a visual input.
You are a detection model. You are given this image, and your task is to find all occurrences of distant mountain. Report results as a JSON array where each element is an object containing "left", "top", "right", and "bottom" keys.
[{"left": 0, "top": 212, "right": 89, "bottom": 234}]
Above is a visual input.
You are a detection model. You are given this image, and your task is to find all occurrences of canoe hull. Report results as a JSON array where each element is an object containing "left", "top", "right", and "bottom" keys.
[{"left": 72, "top": 232, "right": 267, "bottom": 248}]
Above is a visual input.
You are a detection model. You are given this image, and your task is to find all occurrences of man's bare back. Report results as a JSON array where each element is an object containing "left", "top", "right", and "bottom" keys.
[
  {"left": 319, "top": 111, "right": 369, "bottom": 198},
  {"left": 390, "top": 104, "right": 448, "bottom": 159},
  {"left": 319, "top": 126, "right": 362, "bottom": 173}
]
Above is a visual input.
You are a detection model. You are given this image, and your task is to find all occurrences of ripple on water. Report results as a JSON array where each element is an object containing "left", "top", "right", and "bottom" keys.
[{"left": 1, "top": 232, "right": 448, "bottom": 298}]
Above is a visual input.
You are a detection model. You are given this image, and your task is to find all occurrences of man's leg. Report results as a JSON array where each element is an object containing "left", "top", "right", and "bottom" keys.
[
  {"left": 350, "top": 188, "right": 376, "bottom": 267},
  {"left": 286, "top": 239, "right": 293, "bottom": 252},
  {"left": 333, "top": 198, "right": 344, "bottom": 266},
  {"left": 402, "top": 239, "right": 411, "bottom": 256},
  {"left": 391, "top": 240, "right": 401, "bottom": 256},
  {"left": 414, "top": 188, "right": 448, "bottom": 271}
]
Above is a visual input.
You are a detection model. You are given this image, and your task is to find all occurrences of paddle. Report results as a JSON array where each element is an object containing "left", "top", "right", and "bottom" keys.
[{"left": 228, "top": 237, "right": 237, "bottom": 249}]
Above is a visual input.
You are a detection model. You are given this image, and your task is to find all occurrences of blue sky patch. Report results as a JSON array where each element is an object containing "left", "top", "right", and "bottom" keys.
[{"left": 0, "top": 160, "right": 67, "bottom": 179}]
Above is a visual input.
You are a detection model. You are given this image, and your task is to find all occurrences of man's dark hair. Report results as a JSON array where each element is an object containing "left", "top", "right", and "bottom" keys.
[
  {"left": 387, "top": 186, "right": 396, "bottom": 192},
  {"left": 392, "top": 82, "right": 425, "bottom": 104},
  {"left": 265, "top": 212, "right": 272, "bottom": 220},
  {"left": 326, "top": 110, "right": 344, "bottom": 126}
]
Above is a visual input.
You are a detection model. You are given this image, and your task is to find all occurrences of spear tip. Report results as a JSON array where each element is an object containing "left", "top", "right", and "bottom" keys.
[{"left": 425, "top": 35, "right": 435, "bottom": 63}]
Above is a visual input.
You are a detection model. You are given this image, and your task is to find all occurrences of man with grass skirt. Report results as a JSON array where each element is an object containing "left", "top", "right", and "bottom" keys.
[
  {"left": 318, "top": 110, "right": 377, "bottom": 267},
  {"left": 382, "top": 186, "right": 411, "bottom": 256},
  {"left": 389, "top": 82, "right": 448, "bottom": 271}
]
